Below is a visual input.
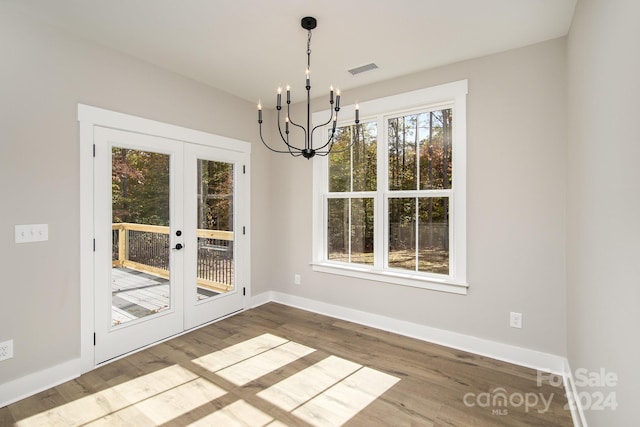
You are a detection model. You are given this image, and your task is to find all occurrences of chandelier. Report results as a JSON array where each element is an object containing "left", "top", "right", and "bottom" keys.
[{"left": 257, "top": 16, "right": 360, "bottom": 159}]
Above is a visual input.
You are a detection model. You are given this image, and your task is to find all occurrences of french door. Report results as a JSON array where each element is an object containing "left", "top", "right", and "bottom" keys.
[{"left": 94, "top": 126, "right": 246, "bottom": 364}]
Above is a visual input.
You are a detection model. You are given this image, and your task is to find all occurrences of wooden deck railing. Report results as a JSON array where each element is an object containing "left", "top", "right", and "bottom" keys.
[{"left": 112, "top": 223, "right": 234, "bottom": 293}]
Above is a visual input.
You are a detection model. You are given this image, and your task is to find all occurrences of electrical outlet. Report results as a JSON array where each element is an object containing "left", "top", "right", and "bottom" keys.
[
  {"left": 294, "top": 274, "right": 301, "bottom": 285},
  {"left": 510, "top": 312, "right": 523, "bottom": 329},
  {"left": 0, "top": 339, "right": 13, "bottom": 361}
]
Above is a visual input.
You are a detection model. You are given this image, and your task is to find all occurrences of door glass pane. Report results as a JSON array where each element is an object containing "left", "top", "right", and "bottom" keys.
[
  {"left": 111, "top": 147, "right": 171, "bottom": 326},
  {"left": 196, "top": 159, "right": 234, "bottom": 301}
]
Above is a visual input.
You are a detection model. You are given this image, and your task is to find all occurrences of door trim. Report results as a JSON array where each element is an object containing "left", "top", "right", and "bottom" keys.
[{"left": 79, "top": 104, "right": 251, "bottom": 372}]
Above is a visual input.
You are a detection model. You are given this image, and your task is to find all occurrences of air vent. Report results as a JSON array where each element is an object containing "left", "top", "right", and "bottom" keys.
[{"left": 347, "top": 63, "right": 379, "bottom": 75}]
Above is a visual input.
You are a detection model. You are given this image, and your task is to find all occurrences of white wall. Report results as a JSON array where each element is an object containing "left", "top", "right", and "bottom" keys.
[
  {"left": 268, "top": 38, "right": 568, "bottom": 358},
  {"left": 0, "top": 7, "right": 272, "bottom": 387},
  {"left": 567, "top": 0, "right": 640, "bottom": 425}
]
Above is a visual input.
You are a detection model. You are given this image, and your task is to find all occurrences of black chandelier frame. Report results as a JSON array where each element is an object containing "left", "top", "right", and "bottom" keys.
[{"left": 257, "top": 16, "right": 360, "bottom": 159}]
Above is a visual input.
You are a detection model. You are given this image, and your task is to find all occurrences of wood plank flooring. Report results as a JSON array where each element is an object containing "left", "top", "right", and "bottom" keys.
[{"left": 1, "top": 303, "right": 573, "bottom": 426}]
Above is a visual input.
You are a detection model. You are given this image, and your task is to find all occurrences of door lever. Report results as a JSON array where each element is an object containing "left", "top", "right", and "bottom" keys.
[{"left": 173, "top": 243, "right": 184, "bottom": 250}]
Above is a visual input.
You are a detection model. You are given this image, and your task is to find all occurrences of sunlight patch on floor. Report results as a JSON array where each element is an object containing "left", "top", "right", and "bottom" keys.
[
  {"left": 88, "top": 378, "right": 226, "bottom": 425},
  {"left": 257, "top": 355, "right": 362, "bottom": 411},
  {"left": 15, "top": 334, "right": 399, "bottom": 427},
  {"left": 192, "top": 333, "right": 288, "bottom": 372},
  {"left": 187, "top": 399, "right": 273, "bottom": 426},
  {"left": 15, "top": 365, "right": 201, "bottom": 426},
  {"left": 216, "top": 341, "right": 315, "bottom": 386},
  {"left": 292, "top": 366, "right": 400, "bottom": 427}
]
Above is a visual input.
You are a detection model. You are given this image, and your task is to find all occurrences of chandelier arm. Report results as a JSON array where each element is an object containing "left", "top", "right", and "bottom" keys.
[
  {"left": 311, "top": 107, "right": 336, "bottom": 134},
  {"left": 276, "top": 108, "right": 305, "bottom": 151},
  {"left": 313, "top": 103, "right": 344, "bottom": 150},
  {"left": 286, "top": 115, "right": 307, "bottom": 136},
  {"left": 313, "top": 129, "right": 335, "bottom": 152},
  {"left": 314, "top": 130, "right": 358, "bottom": 155},
  {"left": 314, "top": 119, "right": 340, "bottom": 151},
  {"left": 317, "top": 141, "right": 353, "bottom": 154},
  {"left": 259, "top": 123, "right": 304, "bottom": 155},
  {"left": 315, "top": 110, "right": 360, "bottom": 152},
  {"left": 284, "top": 101, "right": 309, "bottom": 149}
]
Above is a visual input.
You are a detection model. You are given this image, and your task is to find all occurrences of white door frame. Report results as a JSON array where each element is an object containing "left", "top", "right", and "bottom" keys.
[{"left": 78, "top": 104, "right": 251, "bottom": 372}]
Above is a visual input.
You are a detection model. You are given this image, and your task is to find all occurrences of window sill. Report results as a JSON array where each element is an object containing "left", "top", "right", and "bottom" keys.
[{"left": 311, "top": 262, "right": 468, "bottom": 295}]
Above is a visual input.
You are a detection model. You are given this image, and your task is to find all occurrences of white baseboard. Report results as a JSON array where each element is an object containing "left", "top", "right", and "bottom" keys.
[
  {"left": 249, "top": 290, "right": 273, "bottom": 308},
  {"left": 251, "top": 291, "right": 566, "bottom": 375},
  {"left": 5, "top": 293, "right": 578, "bottom": 426},
  {"left": 0, "top": 358, "right": 81, "bottom": 408},
  {"left": 563, "top": 359, "right": 588, "bottom": 427},
  {"left": 0, "top": 307, "right": 246, "bottom": 409},
  {"left": 252, "top": 291, "right": 586, "bottom": 425},
  {"left": 252, "top": 291, "right": 595, "bottom": 427}
]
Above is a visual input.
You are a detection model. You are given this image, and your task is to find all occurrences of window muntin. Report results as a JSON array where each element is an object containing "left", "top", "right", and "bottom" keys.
[
  {"left": 313, "top": 80, "right": 467, "bottom": 293},
  {"left": 326, "top": 107, "right": 453, "bottom": 276},
  {"left": 326, "top": 122, "right": 377, "bottom": 266}
]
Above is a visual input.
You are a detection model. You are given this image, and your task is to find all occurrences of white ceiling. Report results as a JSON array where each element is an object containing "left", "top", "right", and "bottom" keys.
[{"left": 5, "top": 0, "right": 576, "bottom": 105}]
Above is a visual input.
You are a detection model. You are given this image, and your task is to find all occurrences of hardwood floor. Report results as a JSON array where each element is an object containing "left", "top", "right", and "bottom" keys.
[{"left": 1, "top": 303, "right": 573, "bottom": 426}]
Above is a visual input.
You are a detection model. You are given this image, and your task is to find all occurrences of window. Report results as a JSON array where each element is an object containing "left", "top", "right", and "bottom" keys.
[{"left": 312, "top": 80, "right": 468, "bottom": 294}]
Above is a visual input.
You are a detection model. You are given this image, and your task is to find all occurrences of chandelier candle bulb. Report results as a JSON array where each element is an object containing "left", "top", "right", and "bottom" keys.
[
  {"left": 355, "top": 103, "right": 359, "bottom": 122},
  {"left": 330, "top": 85, "right": 334, "bottom": 103},
  {"left": 306, "top": 68, "right": 310, "bottom": 87},
  {"left": 277, "top": 87, "right": 282, "bottom": 109},
  {"left": 336, "top": 90, "right": 341, "bottom": 109},
  {"left": 286, "top": 85, "right": 291, "bottom": 103},
  {"left": 257, "top": 102, "right": 262, "bottom": 123}
]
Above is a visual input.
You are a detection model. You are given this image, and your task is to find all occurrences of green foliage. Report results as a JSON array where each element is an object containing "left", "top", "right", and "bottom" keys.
[
  {"left": 111, "top": 150, "right": 234, "bottom": 232},
  {"left": 327, "top": 108, "right": 453, "bottom": 274},
  {"left": 388, "top": 109, "right": 452, "bottom": 191},
  {"left": 328, "top": 122, "right": 377, "bottom": 192},
  {"left": 112, "top": 148, "right": 170, "bottom": 225},
  {"left": 327, "top": 122, "right": 377, "bottom": 263},
  {"left": 198, "top": 160, "right": 233, "bottom": 231}
]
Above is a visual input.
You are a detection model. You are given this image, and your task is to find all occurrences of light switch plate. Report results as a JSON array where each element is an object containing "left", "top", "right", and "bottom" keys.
[{"left": 15, "top": 224, "right": 49, "bottom": 243}]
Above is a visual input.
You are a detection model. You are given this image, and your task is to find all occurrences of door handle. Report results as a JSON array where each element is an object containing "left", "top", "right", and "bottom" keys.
[{"left": 173, "top": 243, "right": 184, "bottom": 250}]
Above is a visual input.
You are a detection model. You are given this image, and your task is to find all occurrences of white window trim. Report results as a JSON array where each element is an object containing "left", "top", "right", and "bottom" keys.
[{"left": 311, "top": 80, "right": 468, "bottom": 295}]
